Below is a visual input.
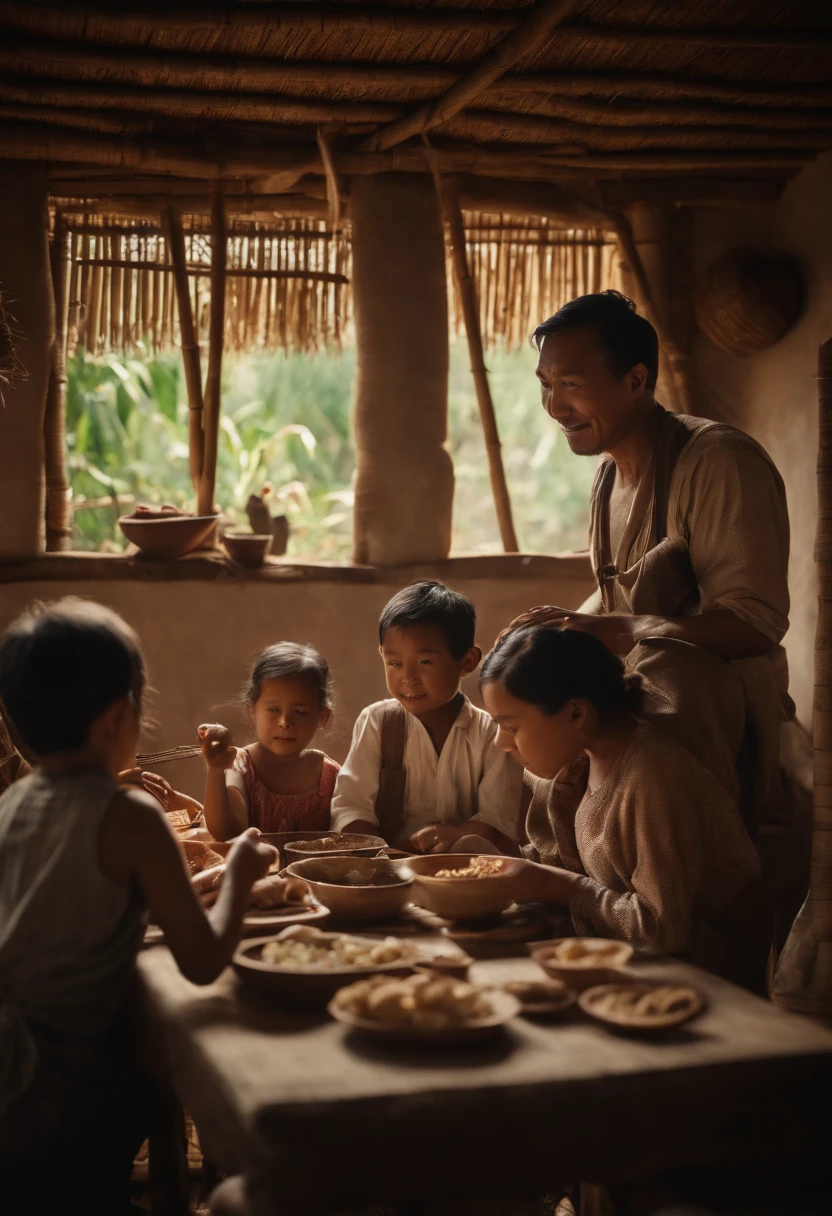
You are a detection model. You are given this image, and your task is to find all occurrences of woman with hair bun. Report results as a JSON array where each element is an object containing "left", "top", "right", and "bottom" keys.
[{"left": 480, "top": 626, "right": 771, "bottom": 990}]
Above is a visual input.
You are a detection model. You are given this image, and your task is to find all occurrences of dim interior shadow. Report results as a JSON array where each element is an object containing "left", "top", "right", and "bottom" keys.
[
  {"left": 180, "top": 990, "right": 329, "bottom": 1036},
  {"left": 338, "top": 1023, "right": 520, "bottom": 1068}
]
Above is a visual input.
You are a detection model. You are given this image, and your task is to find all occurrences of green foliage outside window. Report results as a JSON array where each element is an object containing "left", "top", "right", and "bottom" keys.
[{"left": 67, "top": 343, "right": 595, "bottom": 558}]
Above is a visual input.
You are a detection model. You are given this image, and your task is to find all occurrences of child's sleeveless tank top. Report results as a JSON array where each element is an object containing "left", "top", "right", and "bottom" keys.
[{"left": 0, "top": 770, "right": 145, "bottom": 1115}]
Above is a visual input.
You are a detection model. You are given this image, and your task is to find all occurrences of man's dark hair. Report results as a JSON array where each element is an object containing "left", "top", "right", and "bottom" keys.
[
  {"left": 532, "top": 290, "right": 659, "bottom": 393},
  {"left": 0, "top": 598, "right": 145, "bottom": 756},
  {"left": 379, "top": 581, "right": 476, "bottom": 659}
]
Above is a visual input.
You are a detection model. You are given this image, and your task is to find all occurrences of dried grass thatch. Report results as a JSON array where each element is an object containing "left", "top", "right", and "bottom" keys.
[
  {"left": 0, "top": 292, "right": 26, "bottom": 395},
  {"left": 52, "top": 204, "right": 620, "bottom": 356}
]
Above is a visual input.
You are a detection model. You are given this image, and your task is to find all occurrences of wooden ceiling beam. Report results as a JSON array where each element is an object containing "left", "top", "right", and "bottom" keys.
[
  {"left": 359, "top": 0, "right": 579, "bottom": 153},
  {"left": 597, "top": 177, "right": 786, "bottom": 207},
  {"left": 533, "top": 95, "right": 832, "bottom": 131},
  {"left": 51, "top": 193, "right": 332, "bottom": 218},
  {"left": 2, "top": 5, "right": 829, "bottom": 47},
  {"left": 2, "top": 37, "right": 830, "bottom": 111}
]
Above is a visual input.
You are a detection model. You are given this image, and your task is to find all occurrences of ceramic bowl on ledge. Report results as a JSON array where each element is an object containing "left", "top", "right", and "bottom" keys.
[{"left": 118, "top": 512, "right": 219, "bottom": 558}]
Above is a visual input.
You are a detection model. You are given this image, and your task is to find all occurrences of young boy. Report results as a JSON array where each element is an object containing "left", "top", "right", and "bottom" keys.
[{"left": 330, "top": 581, "right": 523, "bottom": 852}]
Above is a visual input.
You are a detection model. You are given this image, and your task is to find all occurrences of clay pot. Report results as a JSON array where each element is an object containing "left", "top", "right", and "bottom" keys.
[
  {"left": 118, "top": 513, "right": 218, "bottom": 558},
  {"left": 222, "top": 532, "right": 272, "bottom": 567}
]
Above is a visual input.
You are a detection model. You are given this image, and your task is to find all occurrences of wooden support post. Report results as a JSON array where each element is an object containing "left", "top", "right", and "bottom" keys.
[
  {"left": 44, "top": 214, "right": 72, "bottom": 551},
  {"left": 197, "top": 180, "right": 225, "bottom": 518},
  {"left": 773, "top": 337, "right": 832, "bottom": 1024},
  {"left": 162, "top": 204, "right": 205, "bottom": 497},
  {"left": 439, "top": 178, "right": 518, "bottom": 553}
]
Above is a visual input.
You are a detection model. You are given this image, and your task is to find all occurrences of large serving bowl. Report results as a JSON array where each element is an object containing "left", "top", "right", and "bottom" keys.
[
  {"left": 233, "top": 927, "right": 415, "bottom": 1006},
  {"left": 396, "top": 853, "right": 527, "bottom": 921},
  {"left": 283, "top": 833, "right": 386, "bottom": 866},
  {"left": 285, "top": 855, "right": 414, "bottom": 921},
  {"left": 118, "top": 513, "right": 218, "bottom": 558}
]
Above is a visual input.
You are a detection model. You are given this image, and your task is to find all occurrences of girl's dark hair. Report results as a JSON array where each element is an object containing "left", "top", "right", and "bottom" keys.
[
  {"left": 243, "top": 642, "right": 333, "bottom": 710},
  {"left": 480, "top": 625, "right": 644, "bottom": 719},
  {"left": 0, "top": 598, "right": 145, "bottom": 755}
]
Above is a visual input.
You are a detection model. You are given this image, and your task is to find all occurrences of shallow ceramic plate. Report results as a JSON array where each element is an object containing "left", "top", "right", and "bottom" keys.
[
  {"left": 327, "top": 987, "right": 521, "bottom": 1043},
  {"left": 239, "top": 902, "right": 330, "bottom": 937},
  {"left": 578, "top": 981, "right": 704, "bottom": 1031},
  {"left": 531, "top": 938, "right": 634, "bottom": 991},
  {"left": 502, "top": 980, "right": 577, "bottom": 1017},
  {"left": 233, "top": 929, "right": 415, "bottom": 1005}
]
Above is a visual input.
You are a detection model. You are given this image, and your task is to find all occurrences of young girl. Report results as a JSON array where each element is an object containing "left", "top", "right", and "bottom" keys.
[
  {"left": 0, "top": 599, "right": 282, "bottom": 1212},
  {"left": 199, "top": 641, "right": 340, "bottom": 840},
  {"left": 479, "top": 625, "right": 772, "bottom": 991}
]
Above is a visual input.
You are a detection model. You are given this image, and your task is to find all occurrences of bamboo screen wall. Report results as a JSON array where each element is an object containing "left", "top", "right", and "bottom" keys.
[{"left": 52, "top": 208, "right": 621, "bottom": 357}]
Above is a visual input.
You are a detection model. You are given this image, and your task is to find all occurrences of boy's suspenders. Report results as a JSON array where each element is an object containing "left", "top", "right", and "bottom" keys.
[{"left": 373, "top": 703, "right": 407, "bottom": 845}]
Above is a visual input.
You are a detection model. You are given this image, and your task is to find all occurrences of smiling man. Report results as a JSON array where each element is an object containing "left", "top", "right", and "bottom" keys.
[{"left": 520, "top": 290, "right": 793, "bottom": 833}]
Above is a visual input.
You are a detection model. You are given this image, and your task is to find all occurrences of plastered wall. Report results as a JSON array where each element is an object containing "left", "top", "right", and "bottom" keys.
[
  {"left": 689, "top": 151, "right": 832, "bottom": 729},
  {"left": 0, "top": 561, "right": 593, "bottom": 797}
]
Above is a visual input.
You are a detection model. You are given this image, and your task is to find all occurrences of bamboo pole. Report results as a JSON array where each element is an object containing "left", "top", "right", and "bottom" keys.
[
  {"left": 435, "top": 170, "right": 518, "bottom": 552},
  {"left": 361, "top": 0, "right": 579, "bottom": 152},
  {"left": 43, "top": 215, "right": 72, "bottom": 551},
  {"left": 162, "top": 204, "right": 205, "bottom": 496},
  {"left": 773, "top": 336, "right": 832, "bottom": 1023},
  {"left": 74, "top": 258, "right": 347, "bottom": 282},
  {"left": 198, "top": 181, "right": 225, "bottom": 519}
]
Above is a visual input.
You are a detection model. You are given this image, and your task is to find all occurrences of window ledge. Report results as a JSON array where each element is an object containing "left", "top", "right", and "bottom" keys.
[{"left": 0, "top": 550, "right": 593, "bottom": 585}]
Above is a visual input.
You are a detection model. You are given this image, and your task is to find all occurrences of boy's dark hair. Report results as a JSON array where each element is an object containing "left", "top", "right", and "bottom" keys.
[
  {"left": 532, "top": 290, "right": 660, "bottom": 393},
  {"left": 378, "top": 581, "right": 476, "bottom": 660},
  {"left": 480, "top": 625, "right": 644, "bottom": 719},
  {"left": 0, "top": 598, "right": 145, "bottom": 756},
  {"left": 243, "top": 642, "right": 333, "bottom": 710}
]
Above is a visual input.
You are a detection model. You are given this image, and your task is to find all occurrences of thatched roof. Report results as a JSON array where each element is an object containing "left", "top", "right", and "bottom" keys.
[{"left": 1, "top": 0, "right": 831, "bottom": 215}]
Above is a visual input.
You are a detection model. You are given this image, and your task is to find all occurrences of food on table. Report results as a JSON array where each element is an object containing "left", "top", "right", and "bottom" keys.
[
  {"left": 434, "top": 856, "right": 506, "bottom": 879},
  {"left": 291, "top": 835, "right": 360, "bottom": 853},
  {"left": 332, "top": 972, "right": 494, "bottom": 1028},
  {"left": 322, "top": 867, "right": 403, "bottom": 887},
  {"left": 548, "top": 939, "right": 629, "bottom": 967},
  {"left": 191, "top": 866, "right": 310, "bottom": 910},
  {"left": 260, "top": 930, "right": 413, "bottom": 969},
  {"left": 182, "top": 839, "right": 224, "bottom": 876},
  {"left": 583, "top": 983, "right": 701, "bottom": 1026},
  {"left": 503, "top": 979, "right": 567, "bottom": 1002},
  {"left": 166, "top": 808, "right": 192, "bottom": 830},
  {"left": 132, "top": 503, "right": 191, "bottom": 518}
]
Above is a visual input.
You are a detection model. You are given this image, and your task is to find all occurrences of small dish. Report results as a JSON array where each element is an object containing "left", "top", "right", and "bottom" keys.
[
  {"left": 502, "top": 979, "right": 577, "bottom": 1017},
  {"left": 579, "top": 981, "right": 704, "bottom": 1031},
  {"left": 222, "top": 531, "right": 272, "bottom": 567},
  {"left": 531, "top": 938, "right": 634, "bottom": 992},
  {"left": 412, "top": 951, "right": 473, "bottom": 979},
  {"left": 328, "top": 986, "right": 520, "bottom": 1043},
  {"left": 239, "top": 902, "right": 330, "bottom": 937},
  {"left": 285, "top": 855, "right": 414, "bottom": 921}
]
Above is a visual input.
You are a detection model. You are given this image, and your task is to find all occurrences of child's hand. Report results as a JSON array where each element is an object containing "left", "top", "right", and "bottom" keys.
[
  {"left": 409, "top": 824, "right": 460, "bottom": 854},
  {"left": 199, "top": 723, "right": 238, "bottom": 770},
  {"left": 119, "top": 767, "right": 173, "bottom": 809},
  {"left": 225, "top": 827, "right": 277, "bottom": 890}
]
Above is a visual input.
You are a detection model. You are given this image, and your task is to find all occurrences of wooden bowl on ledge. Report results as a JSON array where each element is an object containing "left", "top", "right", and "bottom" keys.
[
  {"left": 222, "top": 531, "right": 272, "bottom": 567},
  {"left": 118, "top": 512, "right": 218, "bottom": 558}
]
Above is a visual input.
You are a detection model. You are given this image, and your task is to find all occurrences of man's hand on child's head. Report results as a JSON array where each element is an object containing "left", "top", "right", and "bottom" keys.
[
  {"left": 409, "top": 824, "right": 460, "bottom": 854},
  {"left": 199, "top": 723, "right": 238, "bottom": 770}
]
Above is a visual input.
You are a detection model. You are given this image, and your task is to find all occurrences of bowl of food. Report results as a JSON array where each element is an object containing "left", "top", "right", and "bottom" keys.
[
  {"left": 283, "top": 833, "right": 386, "bottom": 866},
  {"left": 328, "top": 972, "right": 520, "bottom": 1042},
  {"left": 397, "top": 853, "right": 525, "bottom": 921},
  {"left": 233, "top": 924, "right": 416, "bottom": 1005},
  {"left": 502, "top": 978, "right": 577, "bottom": 1017},
  {"left": 530, "top": 938, "right": 634, "bottom": 991},
  {"left": 579, "top": 981, "right": 703, "bottom": 1031},
  {"left": 118, "top": 506, "right": 218, "bottom": 558},
  {"left": 222, "top": 531, "right": 272, "bottom": 567},
  {"left": 284, "top": 855, "right": 414, "bottom": 921}
]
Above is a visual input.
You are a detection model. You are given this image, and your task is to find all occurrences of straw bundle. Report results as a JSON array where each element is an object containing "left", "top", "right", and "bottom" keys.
[
  {"left": 53, "top": 205, "right": 621, "bottom": 356},
  {"left": 449, "top": 213, "right": 623, "bottom": 349}
]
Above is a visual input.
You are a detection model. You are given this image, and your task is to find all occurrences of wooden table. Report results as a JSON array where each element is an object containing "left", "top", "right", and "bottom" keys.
[{"left": 138, "top": 943, "right": 832, "bottom": 1215}]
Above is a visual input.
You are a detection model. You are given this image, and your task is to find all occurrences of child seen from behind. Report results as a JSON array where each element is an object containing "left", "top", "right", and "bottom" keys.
[
  {"left": 200, "top": 641, "right": 339, "bottom": 840},
  {"left": 330, "top": 581, "right": 523, "bottom": 852},
  {"left": 0, "top": 599, "right": 278, "bottom": 1213}
]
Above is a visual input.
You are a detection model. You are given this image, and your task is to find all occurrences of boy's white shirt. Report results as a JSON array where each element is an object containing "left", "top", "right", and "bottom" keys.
[{"left": 329, "top": 696, "right": 523, "bottom": 846}]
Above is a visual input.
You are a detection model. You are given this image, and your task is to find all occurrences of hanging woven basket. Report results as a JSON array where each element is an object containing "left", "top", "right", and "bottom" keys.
[{"left": 694, "top": 247, "right": 804, "bottom": 357}]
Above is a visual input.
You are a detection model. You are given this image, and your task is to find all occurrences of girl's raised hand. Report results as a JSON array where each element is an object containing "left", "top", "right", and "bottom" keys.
[{"left": 198, "top": 722, "right": 238, "bottom": 770}]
